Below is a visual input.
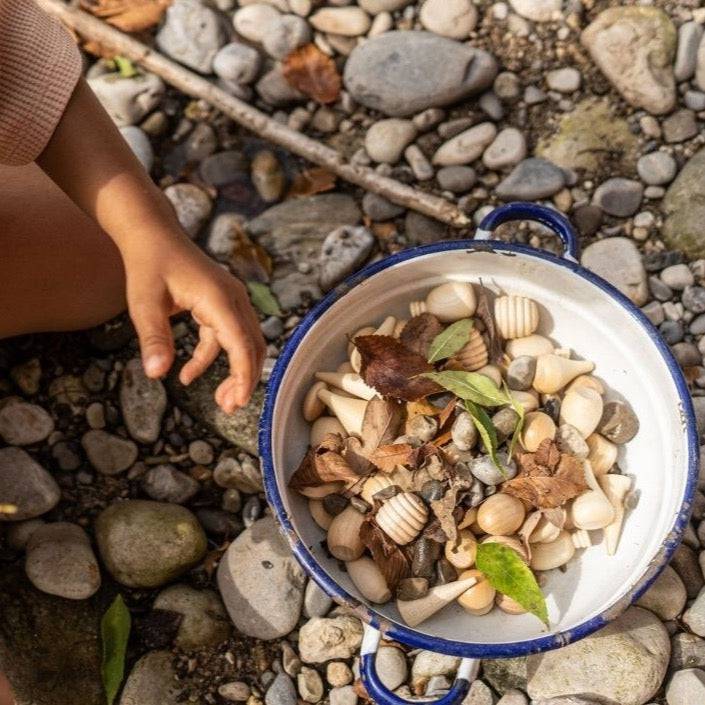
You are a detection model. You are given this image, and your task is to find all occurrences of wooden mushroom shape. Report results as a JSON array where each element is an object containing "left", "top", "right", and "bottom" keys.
[
  {"left": 310, "top": 416, "right": 346, "bottom": 447},
  {"left": 570, "top": 460, "right": 615, "bottom": 531},
  {"left": 530, "top": 530, "right": 576, "bottom": 571},
  {"left": 346, "top": 557, "right": 391, "bottom": 604},
  {"left": 457, "top": 569, "right": 496, "bottom": 616},
  {"left": 520, "top": 411, "right": 556, "bottom": 452},
  {"left": 586, "top": 433, "right": 618, "bottom": 476},
  {"left": 598, "top": 473, "right": 632, "bottom": 555},
  {"left": 316, "top": 371, "right": 377, "bottom": 401},
  {"left": 559, "top": 387, "right": 604, "bottom": 439},
  {"left": 505, "top": 334, "right": 554, "bottom": 358},
  {"left": 477, "top": 494, "right": 526, "bottom": 536},
  {"left": 532, "top": 355, "right": 595, "bottom": 394},
  {"left": 327, "top": 506, "right": 366, "bottom": 561}
]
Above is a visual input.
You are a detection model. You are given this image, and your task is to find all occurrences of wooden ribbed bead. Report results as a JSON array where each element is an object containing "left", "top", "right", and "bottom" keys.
[
  {"left": 377, "top": 492, "right": 428, "bottom": 545},
  {"left": 450, "top": 328, "right": 488, "bottom": 371},
  {"left": 494, "top": 295, "right": 539, "bottom": 339}
]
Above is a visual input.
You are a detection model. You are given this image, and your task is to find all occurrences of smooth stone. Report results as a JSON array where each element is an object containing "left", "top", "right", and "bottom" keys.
[
  {"left": 200, "top": 150, "right": 248, "bottom": 187},
  {"left": 581, "top": 7, "right": 677, "bottom": 115},
  {"left": 304, "top": 579, "right": 333, "bottom": 618},
  {"left": 359, "top": 0, "right": 412, "bottom": 13},
  {"left": 213, "top": 455, "right": 263, "bottom": 493},
  {"left": 217, "top": 516, "right": 305, "bottom": 639},
  {"left": 213, "top": 42, "right": 261, "bottom": 84},
  {"left": 581, "top": 237, "right": 648, "bottom": 306},
  {"left": 556, "top": 424, "right": 588, "bottom": 458},
  {"left": 25, "top": 523, "right": 100, "bottom": 600},
  {"left": 207, "top": 212, "right": 247, "bottom": 259},
  {"left": 119, "top": 358, "right": 167, "bottom": 444},
  {"left": 120, "top": 651, "right": 180, "bottom": 705},
  {"left": 299, "top": 615, "right": 364, "bottom": 663},
  {"left": 376, "top": 645, "right": 408, "bottom": 691},
  {"left": 686, "top": 90, "right": 705, "bottom": 110},
  {"left": 95, "top": 500, "right": 207, "bottom": 588},
  {"left": 482, "top": 127, "right": 526, "bottom": 170},
  {"left": 87, "top": 72, "right": 165, "bottom": 127},
  {"left": 636, "top": 565, "right": 687, "bottom": 620},
  {"left": 683, "top": 286, "right": 705, "bottom": 313},
  {"left": 661, "top": 263, "right": 694, "bottom": 290},
  {"left": 675, "top": 21, "right": 704, "bottom": 81},
  {"left": 0, "top": 398, "right": 54, "bottom": 445},
  {"left": 592, "top": 177, "right": 643, "bottom": 217},
  {"left": 119, "top": 126, "right": 154, "bottom": 172},
  {"left": 683, "top": 587, "right": 705, "bottom": 636},
  {"left": 597, "top": 400, "right": 639, "bottom": 444},
  {"left": 663, "top": 109, "right": 698, "bottom": 143},
  {"left": 233, "top": 4, "right": 281, "bottom": 43},
  {"left": 637, "top": 151, "right": 677, "bottom": 185},
  {"left": 319, "top": 225, "right": 375, "bottom": 291},
  {"left": 697, "top": 33, "right": 705, "bottom": 92},
  {"left": 362, "top": 193, "right": 405, "bottom": 221},
  {"left": 437, "top": 166, "right": 476, "bottom": 193},
  {"left": 526, "top": 607, "right": 669, "bottom": 705},
  {"left": 0, "top": 448, "right": 60, "bottom": 521},
  {"left": 419, "top": 0, "right": 477, "bottom": 40},
  {"left": 153, "top": 584, "right": 230, "bottom": 649},
  {"left": 6, "top": 518, "right": 44, "bottom": 550},
  {"left": 365, "top": 119, "right": 417, "bottom": 164},
  {"left": 412, "top": 651, "right": 461, "bottom": 680},
  {"left": 330, "top": 686, "right": 358, "bottom": 705},
  {"left": 344, "top": 32, "right": 497, "bottom": 117},
  {"left": 495, "top": 158, "right": 566, "bottom": 200},
  {"left": 507, "top": 356, "right": 536, "bottom": 391},
  {"left": 666, "top": 668, "right": 705, "bottom": 705},
  {"left": 266, "top": 672, "right": 297, "bottom": 705},
  {"left": 309, "top": 7, "right": 371, "bottom": 36},
  {"left": 142, "top": 464, "right": 200, "bottom": 504},
  {"left": 405, "top": 211, "right": 447, "bottom": 245},
  {"left": 219, "top": 681, "right": 252, "bottom": 702},
  {"left": 496, "top": 691, "right": 527, "bottom": 705},
  {"left": 673, "top": 544, "right": 704, "bottom": 596},
  {"left": 471, "top": 452, "right": 516, "bottom": 485},
  {"left": 509, "top": 0, "right": 560, "bottom": 22},
  {"left": 482, "top": 657, "right": 528, "bottom": 694},
  {"left": 298, "top": 667, "right": 324, "bottom": 703},
  {"left": 155, "top": 0, "right": 225, "bottom": 74},
  {"left": 256, "top": 65, "right": 307, "bottom": 106},
  {"left": 81, "top": 430, "right": 138, "bottom": 475},
  {"left": 546, "top": 68, "right": 581, "bottom": 93},
  {"left": 164, "top": 183, "right": 213, "bottom": 238},
  {"left": 433, "top": 122, "right": 497, "bottom": 166},
  {"left": 671, "top": 633, "right": 705, "bottom": 670},
  {"left": 263, "top": 14, "right": 311, "bottom": 59}
]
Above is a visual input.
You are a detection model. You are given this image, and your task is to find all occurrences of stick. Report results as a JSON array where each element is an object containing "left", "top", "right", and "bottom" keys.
[{"left": 38, "top": 0, "right": 470, "bottom": 228}]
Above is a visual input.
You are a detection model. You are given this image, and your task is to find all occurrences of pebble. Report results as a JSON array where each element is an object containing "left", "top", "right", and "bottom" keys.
[
  {"left": 671, "top": 633, "right": 705, "bottom": 670},
  {"left": 495, "top": 158, "right": 566, "bottom": 200},
  {"left": 0, "top": 398, "right": 54, "bottom": 445},
  {"left": 661, "top": 264, "right": 694, "bottom": 290},
  {"left": 304, "top": 579, "right": 333, "bottom": 618},
  {"left": 670, "top": 543, "right": 703, "bottom": 599},
  {"left": 493, "top": 71, "right": 521, "bottom": 101},
  {"left": 359, "top": 0, "right": 412, "bottom": 13},
  {"left": 87, "top": 72, "right": 165, "bottom": 127},
  {"left": 164, "top": 183, "right": 213, "bottom": 238},
  {"left": 683, "top": 286, "right": 705, "bottom": 313},
  {"left": 526, "top": 607, "right": 669, "bottom": 705},
  {"left": 6, "top": 518, "right": 44, "bottom": 550},
  {"left": 298, "top": 615, "right": 363, "bottom": 663},
  {"left": 482, "top": 128, "right": 526, "bottom": 170},
  {"left": 683, "top": 587, "right": 705, "bottom": 636},
  {"left": 82, "top": 430, "right": 138, "bottom": 475},
  {"left": 200, "top": 151, "right": 248, "bottom": 188},
  {"left": 263, "top": 14, "right": 311, "bottom": 59},
  {"left": 256, "top": 65, "right": 306, "bottom": 106},
  {"left": 496, "top": 691, "right": 528, "bottom": 705},
  {"left": 412, "top": 651, "right": 461, "bottom": 680},
  {"left": 673, "top": 342, "right": 702, "bottom": 367},
  {"left": 642, "top": 301, "right": 665, "bottom": 326},
  {"left": 506, "top": 356, "right": 536, "bottom": 390},
  {"left": 509, "top": 0, "right": 561, "bottom": 22},
  {"left": 666, "top": 668, "right": 705, "bottom": 705},
  {"left": 188, "top": 440, "right": 214, "bottom": 465},
  {"left": 660, "top": 320, "right": 684, "bottom": 345},
  {"left": 464, "top": 680, "right": 495, "bottom": 705},
  {"left": 419, "top": 0, "right": 477, "bottom": 40},
  {"left": 556, "top": 424, "right": 588, "bottom": 458},
  {"left": 433, "top": 122, "right": 497, "bottom": 166},
  {"left": 479, "top": 91, "right": 504, "bottom": 120},
  {"left": 233, "top": 4, "right": 281, "bottom": 43},
  {"left": 119, "top": 650, "right": 181, "bottom": 705},
  {"left": 153, "top": 584, "right": 230, "bottom": 649},
  {"left": 119, "top": 358, "right": 167, "bottom": 444},
  {"left": 675, "top": 21, "right": 703, "bottom": 82},
  {"left": 437, "top": 166, "right": 476, "bottom": 193},
  {"left": 217, "top": 516, "right": 305, "bottom": 639},
  {"left": 344, "top": 32, "right": 497, "bottom": 117},
  {"left": 219, "top": 682, "right": 251, "bottom": 702},
  {"left": 362, "top": 193, "right": 405, "bottom": 221},
  {"left": 546, "top": 68, "right": 581, "bottom": 93},
  {"left": 581, "top": 238, "right": 649, "bottom": 306},
  {"left": 298, "top": 666, "right": 324, "bottom": 703},
  {"left": 327, "top": 662, "right": 352, "bottom": 688},
  {"left": 663, "top": 109, "right": 698, "bottom": 144},
  {"left": 592, "top": 178, "right": 643, "bottom": 217},
  {"left": 142, "top": 464, "right": 200, "bottom": 504},
  {"left": 685, "top": 90, "right": 705, "bottom": 111},
  {"left": 405, "top": 145, "right": 435, "bottom": 181},
  {"left": 597, "top": 400, "right": 639, "bottom": 444},
  {"left": 636, "top": 565, "right": 687, "bottom": 620},
  {"left": 95, "top": 500, "right": 207, "bottom": 588},
  {"left": 0, "top": 447, "right": 59, "bottom": 521},
  {"left": 365, "top": 119, "right": 417, "bottom": 164},
  {"left": 329, "top": 686, "right": 358, "bottom": 705},
  {"left": 405, "top": 211, "right": 447, "bottom": 244},
  {"left": 318, "top": 225, "right": 375, "bottom": 291},
  {"left": 376, "top": 645, "right": 408, "bottom": 691},
  {"left": 155, "top": 0, "right": 225, "bottom": 74},
  {"left": 25, "top": 522, "right": 101, "bottom": 600},
  {"left": 119, "top": 126, "right": 154, "bottom": 172},
  {"left": 581, "top": 7, "right": 676, "bottom": 115},
  {"left": 309, "top": 7, "right": 371, "bottom": 36},
  {"left": 213, "top": 42, "right": 261, "bottom": 84},
  {"left": 637, "top": 152, "right": 677, "bottom": 186}
]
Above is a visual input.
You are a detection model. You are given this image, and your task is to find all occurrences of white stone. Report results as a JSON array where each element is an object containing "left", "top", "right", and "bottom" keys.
[
  {"left": 364, "top": 119, "right": 417, "bottom": 163},
  {"left": 299, "top": 615, "right": 363, "bottom": 663},
  {"left": 509, "top": 0, "right": 561, "bottom": 23},
  {"left": 433, "top": 122, "right": 497, "bottom": 166},
  {"left": 358, "top": 0, "right": 412, "bottom": 13},
  {"left": 310, "top": 7, "right": 371, "bottom": 36},
  {"left": 546, "top": 67, "right": 581, "bottom": 93},
  {"left": 419, "top": 0, "right": 478, "bottom": 40},
  {"left": 666, "top": 668, "right": 705, "bottom": 705},
  {"left": 119, "top": 358, "right": 167, "bottom": 444},
  {"left": 233, "top": 4, "right": 281, "bottom": 43},
  {"left": 482, "top": 127, "right": 526, "bottom": 170}
]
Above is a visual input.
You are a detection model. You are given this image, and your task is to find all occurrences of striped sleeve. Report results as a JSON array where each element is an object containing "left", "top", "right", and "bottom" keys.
[{"left": 0, "top": 0, "right": 82, "bottom": 165}]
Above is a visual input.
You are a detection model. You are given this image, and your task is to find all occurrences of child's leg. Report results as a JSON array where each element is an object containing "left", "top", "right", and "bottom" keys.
[
  {"left": 0, "top": 672, "right": 12, "bottom": 705},
  {"left": 0, "top": 162, "right": 126, "bottom": 338}
]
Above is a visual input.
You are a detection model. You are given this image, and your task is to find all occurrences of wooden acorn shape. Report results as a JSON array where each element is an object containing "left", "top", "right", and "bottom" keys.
[
  {"left": 309, "top": 499, "right": 334, "bottom": 531},
  {"left": 477, "top": 494, "right": 526, "bottom": 536},
  {"left": 327, "top": 506, "right": 366, "bottom": 561},
  {"left": 496, "top": 593, "right": 527, "bottom": 615},
  {"left": 509, "top": 390, "right": 539, "bottom": 413},
  {"left": 444, "top": 529, "right": 478, "bottom": 570},
  {"left": 361, "top": 473, "right": 396, "bottom": 504},
  {"left": 520, "top": 411, "right": 557, "bottom": 452},
  {"left": 530, "top": 530, "right": 576, "bottom": 571},
  {"left": 565, "top": 374, "right": 605, "bottom": 396},
  {"left": 397, "top": 576, "right": 478, "bottom": 627},
  {"left": 559, "top": 387, "right": 604, "bottom": 439},
  {"left": 481, "top": 535, "right": 529, "bottom": 563},
  {"left": 346, "top": 557, "right": 391, "bottom": 604},
  {"left": 303, "top": 381, "right": 327, "bottom": 422},
  {"left": 410, "top": 282, "right": 477, "bottom": 322},
  {"left": 570, "top": 461, "right": 615, "bottom": 531},
  {"left": 350, "top": 317, "right": 396, "bottom": 372},
  {"left": 317, "top": 389, "right": 367, "bottom": 435},
  {"left": 571, "top": 529, "right": 592, "bottom": 549},
  {"left": 505, "top": 334, "right": 554, "bottom": 358},
  {"left": 457, "top": 569, "right": 496, "bottom": 616},
  {"left": 310, "top": 416, "right": 346, "bottom": 447},
  {"left": 532, "top": 354, "right": 595, "bottom": 394},
  {"left": 476, "top": 364, "right": 503, "bottom": 387},
  {"left": 377, "top": 492, "right": 428, "bottom": 545},
  {"left": 316, "top": 371, "right": 377, "bottom": 401},
  {"left": 494, "top": 295, "right": 540, "bottom": 339},
  {"left": 448, "top": 328, "right": 488, "bottom": 372},
  {"left": 598, "top": 473, "right": 632, "bottom": 556},
  {"left": 586, "top": 433, "right": 618, "bottom": 476}
]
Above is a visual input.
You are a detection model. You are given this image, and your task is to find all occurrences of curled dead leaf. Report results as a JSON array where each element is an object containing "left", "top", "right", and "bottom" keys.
[
  {"left": 359, "top": 398, "right": 405, "bottom": 455},
  {"left": 287, "top": 167, "right": 337, "bottom": 199},
  {"left": 368, "top": 443, "right": 418, "bottom": 472},
  {"left": 228, "top": 221, "right": 272, "bottom": 283},
  {"left": 80, "top": 0, "right": 171, "bottom": 32},
  {"left": 399, "top": 314, "right": 444, "bottom": 359},
  {"left": 360, "top": 515, "right": 410, "bottom": 590},
  {"left": 289, "top": 434, "right": 362, "bottom": 491},
  {"left": 476, "top": 282, "right": 503, "bottom": 365},
  {"left": 282, "top": 44, "right": 342, "bottom": 104}
]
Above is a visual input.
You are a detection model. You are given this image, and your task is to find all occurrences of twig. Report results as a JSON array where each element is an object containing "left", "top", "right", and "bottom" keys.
[{"left": 38, "top": 0, "right": 471, "bottom": 228}]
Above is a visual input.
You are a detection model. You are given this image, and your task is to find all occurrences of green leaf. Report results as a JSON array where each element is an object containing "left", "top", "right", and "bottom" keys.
[
  {"left": 421, "top": 370, "right": 510, "bottom": 407},
  {"left": 503, "top": 381, "right": 525, "bottom": 459},
  {"left": 247, "top": 281, "right": 282, "bottom": 316},
  {"left": 476, "top": 542, "right": 549, "bottom": 627},
  {"left": 464, "top": 400, "right": 505, "bottom": 477},
  {"left": 114, "top": 56, "right": 138, "bottom": 78},
  {"left": 427, "top": 319, "right": 474, "bottom": 364},
  {"left": 101, "top": 594, "right": 131, "bottom": 705}
]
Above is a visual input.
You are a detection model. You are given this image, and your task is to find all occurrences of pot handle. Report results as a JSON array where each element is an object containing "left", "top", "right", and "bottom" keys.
[
  {"left": 475, "top": 202, "right": 580, "bottom": 263},
  {"left": 360, "top": 624, "right": 479, "bottom": 705}
]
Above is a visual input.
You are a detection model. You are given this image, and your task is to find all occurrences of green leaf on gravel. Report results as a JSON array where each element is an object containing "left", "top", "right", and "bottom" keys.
[
  {"left": 101, "top": 594, "right": 131, "bottom": 705},
  {"left": 421, "top": 370, "right": 509, "bottom": 407},
  {"left": 476, "top": 542, "right": 549, "bottom": 627},
  {"left": 114, "top": 56, "right": 138, "bottom": 78},
  {"left": 464, "top": 399, "right": 505, "bottom": 478},
  {"left": 427, "top": 319, "right": 473, "bottom": 364},
  {"left": 503, "top": 380, "right": 525, "bottom": 459},
  {"left": 247, "top": 281, "right": 282, "bottom": 316}
]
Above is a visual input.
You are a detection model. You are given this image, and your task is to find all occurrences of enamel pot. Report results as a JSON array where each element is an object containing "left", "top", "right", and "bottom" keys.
[{"left": 260, "top": 202, "right": 698, "bottom": 705}]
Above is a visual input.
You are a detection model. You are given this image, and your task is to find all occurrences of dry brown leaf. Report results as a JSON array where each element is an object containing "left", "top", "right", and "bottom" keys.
[
  {"left": 406, "top": 400, "right": 441, "bottom": 419},
  {"left": 476, "top": 282, "right": 503, "bottom": 365},
  {"left": 287, "top": 167, "right": 337, "bottom": 199},
  {"left": 359, "top": 398, "right": 405, "bottom": 455},
  {"left": 282, "top": 44, "right": 342, "bottom": 104},
  {"left": 399, "top": 314, "right": 444, "bottom": 359},
  {"left": 370, "top": 222, "right": 398, "bottom": 240},
  {"left": 360, "top": 516, "right": 410, "bottom": 590},
  {"left": 431, "top": 430, "right": 453, "bottom": 447},
  {"left": 437, "top": 397, "right": 457, "bottom": 430},
  {"left": 289, "top": 434, "right": 361, "bottom": 491},
  {"left": 229, "top": 222, "right": 272, "bottom": 283},
  {"left": 81, "top": 0, "right": 171, "bottom": 31},
  {"left": 355, "top": 335, "right": 442, "bottom": 402},
  {"left": 368, "top": 443, "right": 417, "bottom": 472},
  {"left": 517, "top": 510, "right": 541, "bottom": 559}
]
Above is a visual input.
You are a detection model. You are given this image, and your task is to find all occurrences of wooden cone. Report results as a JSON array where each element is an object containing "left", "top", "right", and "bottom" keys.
[
  {"left": 598, "top": 474, "right": 632, "bottom": 556},
  {"left": 317, "top": 389, "right": 367, "bottom": 435},
  {"left": 397, "top": 577, "right": 477, "bottom": 628},
  {"left": 315, "top": 372, "right": 377, "bottom": 400}
]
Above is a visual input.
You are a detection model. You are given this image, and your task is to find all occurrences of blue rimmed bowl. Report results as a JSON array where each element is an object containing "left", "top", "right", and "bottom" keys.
[{"left": 260, "top": 202, "right": 698, "bottom": 705}]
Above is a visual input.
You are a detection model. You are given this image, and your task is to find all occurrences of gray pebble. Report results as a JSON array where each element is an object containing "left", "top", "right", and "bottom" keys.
[
  {"left": 365, "top": 119, "right": 417, "bottom": 164},
  {"left": 404, "top": 144, "right": 435, "bottom": 181},
  {"left": 637, "top": 151, "right": 677, "bottom": 186},
  {"left": 495, "top": 158, "right": 566, "bottom": 200},
  {"left": 650, "top": 275, "right": 673, "bottom": 301},
  {"left": 666, "top": 668, "right": 705, "bottom": 705},
  {"left": 263, "top": 15, "right": 310, "bottom": 59},
  {"left": 319, "top": 225, "right": 375, "bottom": 291},
  {"left": 660, "top": 320, "right": 684, "bottom": 344},
  {"left": 437, "top": 166, "right": 476, "bottom": 193},
  {"left": 592, "top": 177, "right": 643, "bottom": 217},
  {"left": 663, "top": 109, "right": 698, "bottom": 144},
  {"left": 671, "top": 633, "right": 705, "bottom": 670},
  {"left": 82, "top": 430, "right": 138, "bottom": 475},
  {"left": 672, "top": 543, "right": 703, "bottom": 599},
  {"left": 405, "top": 211, "right": 447, "bottom": 244},
  {"left": 451, "top": 411, "right": 478, "bottom": 451},
  {"left": 672, "top": 342, "right": 702, "bottom": 367},
  {"left": 375, "top": 646, "right": 408, "bottom": 691},
  {"left": 675, "top": 21, "right": 704, "bottom": 82},
  {"left": 524, "top": 85, "right": 547, "bottom": 104},
  {"left": 507, "top": 355, "right": 536, "bottom": 390},
  {"left": 479, "top": 91, "right": 504, "bottom": 120},
  {"left": 266, "top": 673, "right": 297, "bottom": 705},
  {"left": 304, "top": 578, "right": 333, "bottom": 618},
  {"left": 6, "top": 519, "right": 45, "bottom": 550},
  {"left": 0, "top": 398, "right": 54, "bottom": 445},
  {"left": 493, "top": 71, "right": 521, "bottom": 101},
  {"left": 362, "top": 193, "right": 405, "bottom": 221},
  {"left": 642, "top": 300, "right": 665, "bottom": 326},
  {"left": 470, "top": 452, "right": 516, "bottom": 485},
  {"left": 142, "top": 464, "right": 200, "bottom": 504},
  {"left": 685, "top": 90, "right": 705, "bottom": 111},
  {"left": 213, "top": 42, "right": 261, "bottom": 84},
  {"left": 546, "top": 67, "right": 581, "bottom": 93},
  {"left": 597, "top": 400, "right": 639, "bottom": 444},
  {"left": 482, "top": 127, "right": 526, "bottom": 170},
  {"left": 164, "top": 183, "right": 213, "bottom": 238},
  {"left": 261, "top": 316, "right": 284, "bottom": 341},
  {"left": 433, "top": 122, "right": 497, "bottom": 167},
  {"left": 556, "top": 424, "right": 589, "bottom": 458},
  {"left": 662, "top": 264, "right": 694, "bottom": 290},
  {"left": 691, "top": 313, "right": 705, "bottom": 336},
  {"left": 683, "top": 286, "right": 705, "bottom": 313}
]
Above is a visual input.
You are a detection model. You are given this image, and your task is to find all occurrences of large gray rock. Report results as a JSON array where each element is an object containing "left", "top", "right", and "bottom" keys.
[
  {"left": 120, "top": 651, "right": 181, "bottom": 705},
  {"left": 0, "top": 447, "right": 60, "bottom": 521},
  {"left": 87, "top": 72, "right": 165, "bottom": 127},
  {"left": 663, "top": 147, "right": 705, "bottom": 259},
  {"left": 581, "top": 7, "right": 676, "bottom": 115},
  {"left": 666, "top": 668, "right": 705, "bottom": 705},
  {"left": 482, "top": 656, "right": 527, "bottom": 695},
  {"left": 526, "top": 607, "right": 670, "bottom": 705},
  {"left": 319, "top": 226, "right": 375, "bottom": 291},
  {"left": 217, "top": 516, "right": 305, "bottom": 639},
  {"left": 120, "top": 358, "right": 168, "bottom": 444},
  {"left": 343, "top": 32, "right": 497, "bottom": 117},
  {"left": 581, "top": 238, "right": 648, "bottom": 306},
  {"left": 95, "top": 500, "right": 207, "bottom": 588}
]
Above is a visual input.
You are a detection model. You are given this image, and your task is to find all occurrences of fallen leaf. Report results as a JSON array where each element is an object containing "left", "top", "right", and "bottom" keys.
[
  {"left": 464, "top": 400, "right": 504, "bottom": 476},
  {"left": 81, "top": 0, "right": 171, "bottom": 32},
  {"left": 406, "top": 400, "right": 441, "bottom": 419},
  {"left": 476, "top": 282, "right": 503, "bottom": 364},
  {"left": 369, "top": 443, "right": 418, "bottom": 472},
  {"left": 289, "top": 435, "right": 362, "bottom": 490},
  {"left": 430, "top": 488, "right": 462, "bottom": 544},
  {"left": 400, "top": 314, "right": 444, "bottom": 359},
  {"left": 421, "top": 370, "right": 510, "bottom": 407},
  {"left": 427, "top": 319, "right": 474, "bottom": 364},
  {"left": 113, "top": 56, "right": 138, "bottom": 78},
  {"left": 370, "top": 222, "right": 398, "bottom": 239},
  {"left": 437, "top": 397, "right": 458, "bottom": 429},
  {"left": 344, "top": 436, "right": 374, "bottom": 476},
  {"left": 282, "top": 44, "right": 342, "bottom": 104},
  {"left": 355, "top": 335, "right": 441, "bottom": 402},
  {"left": 246, "top": 281, "right": 282, "bottom": 316},
  {"left": 360, "top": 516, "right": 410, "bottom": 590},
  {"left": 229, "top": 224, "right": 272, "bottom": 283},
  {"left": 431, "top": 430, "right": 452, "bottom": 447},
  {"left": 101, "top": 594, "right": 131, "bottom": 705},
  {"left": 359, "top": 398, "right": 405, "bottom": 455},
  {"left": 287, "top": 167, "right": 337, "bottom": 198}
]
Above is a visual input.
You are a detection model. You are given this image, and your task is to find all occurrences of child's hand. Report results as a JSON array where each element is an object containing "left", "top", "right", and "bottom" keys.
[{"left": 123, "top": 232, "right": 266, "bottom": 413}]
